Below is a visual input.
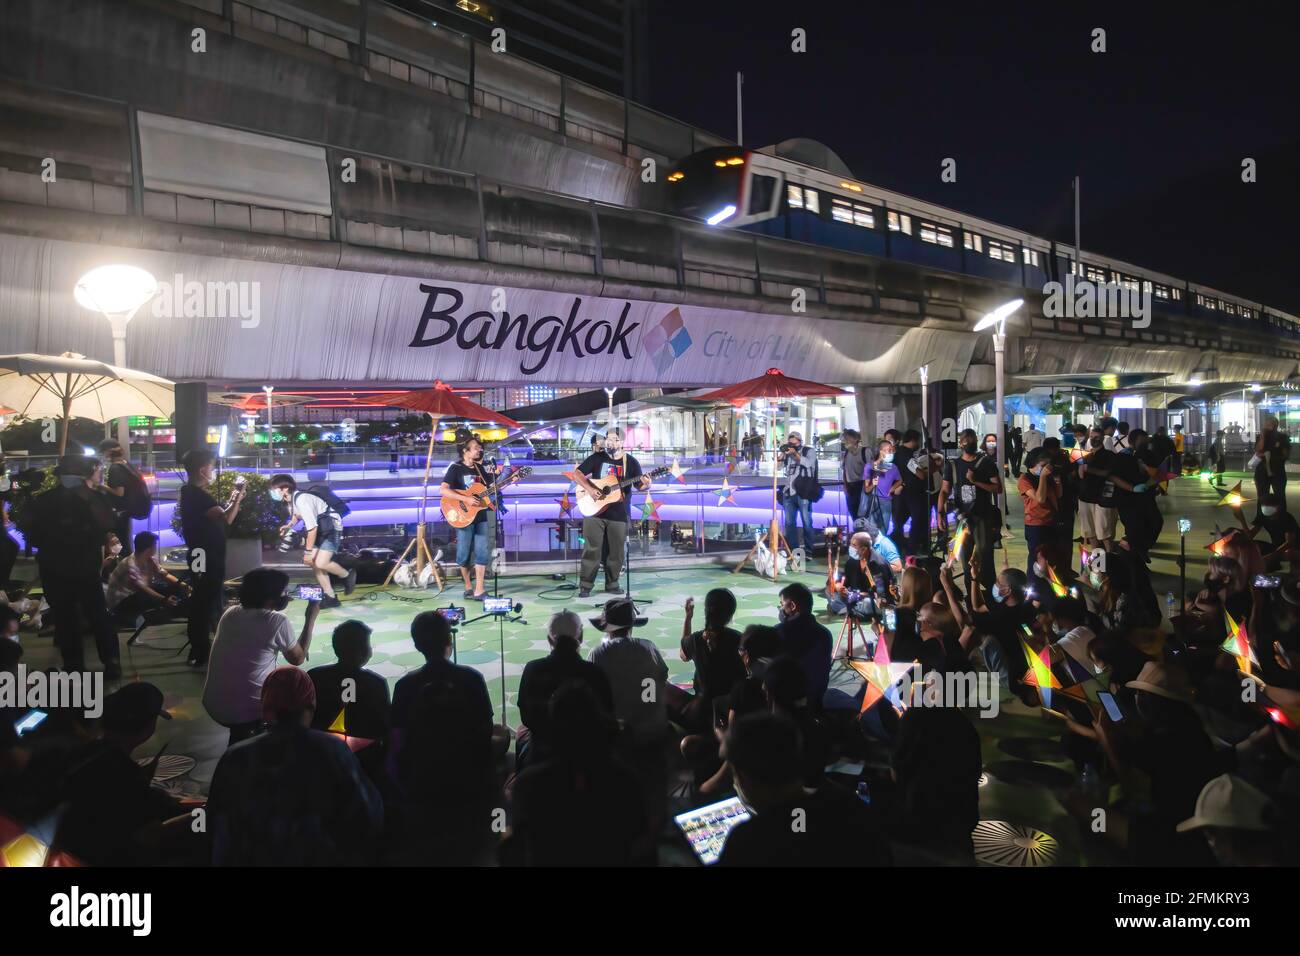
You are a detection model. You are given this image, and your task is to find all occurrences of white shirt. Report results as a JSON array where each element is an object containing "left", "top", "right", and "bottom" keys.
[
  {"left": 1023, "top": 428, "right": 1044, "bottom": 452},
  {"left": 202, "top": 606, "right": 299, "bottom": 726},
  {"left": 293, "top": 491, "right": 338, "bottom": 531},
  {"left": 589, "top": 635, "right": 668, "bottom": 744},
  {"left": 781, "top": 445, "right": 818, "bottom": 492},
  {"left": 1054, "top": 625, "right": 1097, "bottom": 671}
]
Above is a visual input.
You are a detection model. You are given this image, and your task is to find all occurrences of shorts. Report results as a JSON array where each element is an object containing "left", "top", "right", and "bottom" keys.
[
  {"left": 456, "top": 520, "right": 492, "bottom": 567},
  {"left": 1078, "top": 501, "right": 1117, "bottom": 540},
  {"left": 315, "top": 516, "right": 342, "bottom": 553}
]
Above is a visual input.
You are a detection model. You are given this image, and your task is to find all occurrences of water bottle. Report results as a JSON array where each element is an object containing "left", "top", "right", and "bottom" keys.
[{"left": 1165, "top": 591, "right": 1176, "bottom": 624}]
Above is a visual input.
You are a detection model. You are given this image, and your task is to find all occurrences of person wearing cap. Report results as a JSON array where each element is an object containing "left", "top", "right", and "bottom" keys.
[
  {"left": 24, "top": 453, "right": 121, "bottom": 677},
  {"left": 54, "top": 682, "right": 187, "bottom": 866},
  {"left": 207, "top": 666, "right": 383, "bottom": 866},
  {"left": 1176, "top": 773, "right": 1283, "bottom": 865},
  {"left": 97, "top": 438, "right": 142, "bottom": 558},
  {"left": 515, "top": 609, "right": 613, "bottom": 771},
  {"left": 778, "top": 430, "right": 819, "bottom": 557},
  {"left": 587, "top": 598, "right": 669, "bottom": 747}
]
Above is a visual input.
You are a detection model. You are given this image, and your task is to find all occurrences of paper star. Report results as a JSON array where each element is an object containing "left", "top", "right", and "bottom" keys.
[
  {"left": 1217, "top": 481, "right": 1247, "bottom": 508},
  {"left": 327, "top": 708, "right": 376, "bottom": 754},
  {"left": 1222, "top": 610, "right": 1259, "bottom": 675},
  {"left": 1019, "top": 625, "right": 1061, "bottom": 710},
  {"left": 946, "top": 519, "right": 968, "bottom": 566},
  {"left": 640, "top": 492, "right": 662, "bottom": 521},
  {"left": 1046, "top": 564, "right": 1069, "bottom": 598},
  {"left": 1, "top": 807, "right": 83, "bottom": 867},
  {"left": 555, "top": 490, "right": 574, "bottom": 519},
  {"left": 848, "top": 638, "right": 915, "bottom": 715},
  {"left": 669, "top": 457, "right": 690, "bottom": 483},
  {"left": 715, "top": 477, "right": 736, "bottom": 505}
]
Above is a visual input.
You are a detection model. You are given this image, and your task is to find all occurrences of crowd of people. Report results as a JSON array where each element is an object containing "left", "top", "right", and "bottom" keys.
[{"left": 0, "top": 414, "right": 1297, "bottom": 867}]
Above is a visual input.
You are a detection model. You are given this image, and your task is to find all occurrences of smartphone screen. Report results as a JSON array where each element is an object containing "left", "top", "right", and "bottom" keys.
[
  {"left": 296, "top": 584, "right": 323, "bottom": 602},
  {"left": 14, "top": 710, "right": 48, "bottom": 736},
  {"left": 884, "top": 608, "right": 897, "bottom": 631},
  {"left": 1098, "top": 691, "right": 1124, "bottom": 723},
  {"left": 437, "top": 606, "right": 465, "bottom": 623},
  {"left": 1253, "top": 574, "right": 1282, "bottom": 589},
  {"left": 484, "top": 597, "right": 512, "bottom": 615}
]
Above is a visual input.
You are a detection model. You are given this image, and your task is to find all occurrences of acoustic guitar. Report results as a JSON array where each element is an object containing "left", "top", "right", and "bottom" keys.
[
  {"left": 440, "top": 466, "right": 533, "bottom": 529},
  {"left": 573, "top": 465, "right": 671, "bottom": 518}
]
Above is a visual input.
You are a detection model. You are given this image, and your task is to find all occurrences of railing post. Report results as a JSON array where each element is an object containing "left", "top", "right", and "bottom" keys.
[{"left": 589, "top": 200, "right": 603, "bottom": 276}]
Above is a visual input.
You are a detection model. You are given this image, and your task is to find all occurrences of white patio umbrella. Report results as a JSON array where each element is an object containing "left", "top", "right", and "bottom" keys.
[{"left": 0, "top": 352, "right": 175, "bottom": 454}]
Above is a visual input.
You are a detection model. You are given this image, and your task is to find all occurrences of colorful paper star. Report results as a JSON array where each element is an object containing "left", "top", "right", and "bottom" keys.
[
  {"left": 1217, "top": 481, "right": 1247, "bottom": 508},
  {"left": 1222, "top": 610, "right": 1259, "bottom": 675},
  {"left": 1019, "top": 625, "right": 1062, "bottom": 710},
  {"left": 669, "top": 458, "right": 690, "bottom": 483},
  {"left": 715, "top": 477, "right": 736, "bottom": 505},
  {"left": 1, "top": 808, "right": 82, "bottom": 867},
  {"left": 640, "top": 492, "right": 662, "bottom": 521},
  {"left": 555, "top": 490, "right": 574, "bottom": 519},
  {"left": 1046, "top": 564, "right": 1069, "bottom": 598},
  {"left": 327, "top": 707, "right": 376, "bottom": 754},
  {"left": 848, "top": 638, "right": 915, "bottom": 715}
]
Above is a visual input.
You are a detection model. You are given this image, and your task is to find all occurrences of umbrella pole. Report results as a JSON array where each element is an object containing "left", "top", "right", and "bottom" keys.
[
  {"left": 58, "top": 392, "right": 72, "bottom": 456},
  {"left": 415, "top": 419, "right": 437, "bottom": 574}
]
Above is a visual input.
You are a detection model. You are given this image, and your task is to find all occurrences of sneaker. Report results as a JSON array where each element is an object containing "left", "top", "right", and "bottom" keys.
[
  {"left": 320, "top": 595, "right": 342, "bottom": 609},
  {"left": 342, "top": 567, "right": 357, "bottom": 596},
  {"left": 578, "top": 587, "right": 592, "bottom": 598},
  {"left": 604, "top": 584, "right": 624, "bottom": 595}
]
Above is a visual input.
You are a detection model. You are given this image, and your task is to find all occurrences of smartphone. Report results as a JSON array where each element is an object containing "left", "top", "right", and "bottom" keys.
[
  {"left": 1098, "top": 691, "right": 1124, "bottom": 723},
  {"left": 14, "top": 709, "right": 48, "bottom": 736},
  {"left": 884, "top": 607, "right": 897, "bottom": 631},
  {"left": 483, "top": 596, "right": 512, "bottom": 615},
  {"left": 1253, "top": 574, "right": 1282, "bottom": 589},
  {"left": 673, "top": 796, "right": 752, "bottom": 866},
  {"left": 437, "top": 606, "right": 466, "bottom": 624},
  {"left": 296, "top": 584, "right": 323, "bottom": 602}
]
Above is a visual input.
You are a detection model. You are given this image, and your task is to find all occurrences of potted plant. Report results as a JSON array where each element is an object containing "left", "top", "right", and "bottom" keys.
[{"left": 171, "top": 470, "right": 284, "bottom": 578}]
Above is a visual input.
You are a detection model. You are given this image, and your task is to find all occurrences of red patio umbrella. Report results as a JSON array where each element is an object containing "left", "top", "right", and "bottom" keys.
[
  {"left": 377, "top": 382, "right": 521, "bottom": 584},
  {"left": 695, "top": 369, "right": 849, "bottom": 582}
]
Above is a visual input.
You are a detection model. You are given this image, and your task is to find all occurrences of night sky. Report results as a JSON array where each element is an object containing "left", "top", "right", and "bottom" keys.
[{"left": 646, "top": 4, "right": 1299, "bottom": 313}]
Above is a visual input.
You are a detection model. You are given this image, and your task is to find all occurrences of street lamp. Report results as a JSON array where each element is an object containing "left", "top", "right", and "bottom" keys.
[
  {"left": 973, "top": 298, "right": 1024, "bottom": 511},
  {"left": 74, "top": 264, "right": 158, "bottom": 453},
  {"left": 263, "top": 385, "right": 275, "bottom": 470}
]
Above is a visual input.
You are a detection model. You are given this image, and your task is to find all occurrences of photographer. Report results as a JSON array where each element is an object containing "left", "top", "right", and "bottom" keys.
[
  {"left": 179, "top": 449, "right": 245, "bottom": 668},
  {"left": 827, "top": 529, "right": 901, "bottom": 616},
  {"left": 779, "top": 431, "right": 819, "bottom": 555},
  {"left": 269, "top": 475, "right": 355, "bottom": 611},
  {"left": 938, "top": 428, "right": 1001, "bottom": 591},
  {"left": 97, "top": 439, "right": 151, "bottom": 557}
]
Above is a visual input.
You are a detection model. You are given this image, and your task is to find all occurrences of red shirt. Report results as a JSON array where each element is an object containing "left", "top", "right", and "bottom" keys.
[{"left": 1018, "top": 473, "right": 1059, "bottom": 526}]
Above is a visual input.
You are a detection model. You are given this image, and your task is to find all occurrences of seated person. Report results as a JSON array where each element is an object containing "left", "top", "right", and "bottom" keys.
[
  {"left": 668, "top": 589, "right": 745, "bottom": 732},
  {"left": 516, "top": 610, "right": 613, "bottom": 770},
  {"left": 1239, "top": 494, "right": 1299, "bottom": 571},
  {"left": 208, "top": 666, "right": 383, "bottom": 866},
  {"left": 716, "top": 712, "right": 892, "bottom": 867},
  {"left": 775, "top": 582, "right": 832, "bottom": 712},
  {"left": 105, "top": 531, "right": 190, "bottom": 623},
  {"left": 99, "top": 531, "right": 123, "bottom": 583},
  {"left": 827, "top": 529, "right": 902, "bottom": 616},
  {"left": 308, "top": 619, "right": 391, "bottom": 742}
]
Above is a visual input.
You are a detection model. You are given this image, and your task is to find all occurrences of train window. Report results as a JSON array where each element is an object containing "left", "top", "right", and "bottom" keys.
[
  {"left": 853, "top": 203, "right": 874, "bottom": 228},
  {"left": 1171, "top": 288, "right": 1182, "bottom": 300},
  {"left": 831, "top": 198, "right": 854, "bottom": 224},
  {"left": 1023, "top": 248, "right": 1040, "bottom": 267},
  {"left": 749, "top": 174, "right": 777, "bottom": 215},
  {"left": 1154, "top": 284, "right": 1169, "bottom": 300},
  {"left": 964, "top": 232, "right": 983, "bottom": 253},
  {"left": 833, "top": 198, "right": 875, "bottom": 228},
  {"left": 1086, "top": 266, "right": 1107, "bottom": 284},
  {"left": 988, "top": 239, "right": 1015, "bottom": 262},
  {"left": 888, "top": 211, "right": 912, "bottom": 234},
  {"left": 804, "top": 188, "right": 820, "bottom": 214},
  {"left": 787, "top": 184, "right": 806, "bottom": 209},
  {"left": 919, "top": 222, "right": 953, "bottom": 247}
]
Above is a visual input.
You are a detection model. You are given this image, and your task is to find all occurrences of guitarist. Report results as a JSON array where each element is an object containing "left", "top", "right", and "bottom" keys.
[
  {"left": 573, "top": 428, "right": 649, "bottom": 598},
  {"left": 440, "top": 436, "right": 499, "bottom": 600}
]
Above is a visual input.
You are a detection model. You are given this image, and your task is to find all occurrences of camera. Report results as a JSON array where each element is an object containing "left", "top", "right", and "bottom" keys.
[
  {"left": 277, "top": 527, "right": 304, "bottom": 553},
  {"left": 296, "top": 584, "right": 323, "bottom": 602},
  {"left": 437, "top": 606, "right": 466, "bottom": 624}
]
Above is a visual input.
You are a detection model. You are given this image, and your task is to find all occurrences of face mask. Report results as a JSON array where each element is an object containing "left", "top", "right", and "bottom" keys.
[
  {"left": 962, "top": 442, "right": 978, "bottom": 455},
  {"left": 1262, "top": 506, "right": 1278, "bottom": 517},
  {"left": 777, "top": 606, "right": 791, "bottom": 623},
  {"left": 848, "top": 547, "right": 860, "bottom": 560},
  {"left": 1030, "top": 467, "right": 1043, "bottom": 476},
  {"left": 985, "top": 442, "right": 996, "bottom": 451},
  {"left": 1093, "top": 662, "right": 1106, "bottom": 675},
  {"left": 882, "top": 453, "right": 894, "bottom": 464},
  {"left": 991, "top": 584, "right": 1005, "bottom": 603}
]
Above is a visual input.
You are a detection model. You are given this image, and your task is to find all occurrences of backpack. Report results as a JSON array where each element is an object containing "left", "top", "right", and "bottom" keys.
[
  {"left": 116, "top": 463, "right": 153, "bottom": 520},
  {"left": 298, "top": 483, "right": 352, "bottom": 518},
  {"left": 792, "top": 454, "right": 824, "bottom": 502}
]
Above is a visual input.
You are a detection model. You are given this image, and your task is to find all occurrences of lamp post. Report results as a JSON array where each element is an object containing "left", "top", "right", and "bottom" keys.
[
  {"left": 263, "top": 385, "right": 275, "bottom": 471},
  {"left": 973, "top": 299, "right": 1024, "bottom": 513},
  {"left": 74, "top": 265, "right": 158, "bottom": 455}
]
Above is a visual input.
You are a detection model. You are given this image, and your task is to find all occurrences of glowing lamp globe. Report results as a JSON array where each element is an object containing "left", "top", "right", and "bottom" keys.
[{"left": 74, "top": 265, "right": 158, "bottom": 317}]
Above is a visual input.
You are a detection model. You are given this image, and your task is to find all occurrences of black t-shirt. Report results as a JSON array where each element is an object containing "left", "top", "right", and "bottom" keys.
[
  {"left": 1257, "top": 431, "right": 1290, "bottom": 479},
  {"left": 898, "top": 447, "right": 929, "bottom": 498},
  {"left": 517, "top": 647, "right": 614, "bottom": 750},
  {"left": 105, "top": 462, "right": 132, "bottom": 512},
  {"left": 680, "top": 626, "right": 746, "bottom": 701},
  {"left": 1109, "top": 452, "right": 1146, "bottom": 506},
  {"left": 441, "top": 461, "right": 493, "bottom": 526},
  {"left": 30, "top": 484, "right": 116, "bottom": 579},
  {"left": 945, "top": 454, "right": 998, "bottom": 517},
  {"left": 972, "top": 600, "right": 1038, "bottom": 682},
  {"left": 893, "top": 705, "right": 983, "bottom": 838},
  {"left": 308, "top": 664, "right": 392, "bottom": 740},
  {"left": 511, "top": 754, "right": 647, "bottom": 866},
  {"left": 717, "top": 785, "right": 892, "bottom": 867},
  {"left": 1252, "top": 509, "right": 1300, "bottom": 553},
  {"left": 1080, "top": 448, "right": 1117, "bottom": 505},
  {"left": 179, "top": 484, "right": 226, "bottom": 565},
  {"left": 577, "top": 451, "right": 643, "bottom": 523}
]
